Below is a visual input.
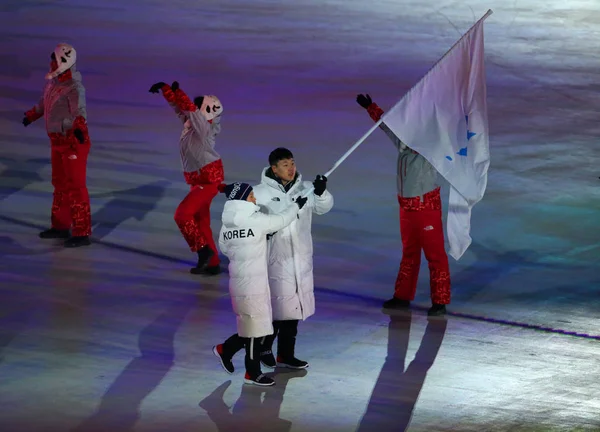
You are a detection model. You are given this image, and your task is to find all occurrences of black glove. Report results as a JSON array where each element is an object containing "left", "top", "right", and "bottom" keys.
[
  {"left": 149, "top": 82, "right": 166, "bottom": 94},
  {"left": 171, "top": 81, "right": 179, "bottom": 91},
  {"left": 313, "top": 175, "right": 327, "bottom": 196},
  {"left": 356, "top": 93, "right": 372, "bottom": 109},
  {"left": 295, "top": 196, "right": 308, "bottom": 209},
  {"left": 74, "top": 129, "right": 84, "bottom": 144},
  {"left": 22, "top": 117, "right": 31, "bottom": 127}
]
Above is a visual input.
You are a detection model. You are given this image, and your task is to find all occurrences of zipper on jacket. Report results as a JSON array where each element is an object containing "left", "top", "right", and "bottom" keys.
[
  {"left": 289, "top": 200, "right": 303, "bottom": 318},
  {"left": 275, "top": 179, "right": 304, "bottom": 318}
]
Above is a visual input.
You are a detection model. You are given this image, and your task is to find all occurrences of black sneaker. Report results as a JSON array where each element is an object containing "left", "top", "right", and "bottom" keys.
[
  {"left": 190, "top": 246, "right": 213, "bottom": 274},
  {"left": 191, "top": 264, "right": 221, "bottom": 276},
  {"left": 276, "top": 356, "right": 309, "bottom": 369},
  {"left": 427, "top": 304, "right": 447, "bottom": 316},
  {"left": 212, "top": 344, "right": 234, "bottom": 374},
  {"left": 39, "top": 228, "right": 69, "bottom": 239},
  {"left": 260, "top": 350, "right": 276, "bottom": 369},
  {"left": 244, "top": 372, "right": 275, "bottom": 387},
  {"left": 64, "top": 236, "right": 91, "bottom": 248},
  {"left": 382, "top": 297, "right": 411, "bottom": 309}
]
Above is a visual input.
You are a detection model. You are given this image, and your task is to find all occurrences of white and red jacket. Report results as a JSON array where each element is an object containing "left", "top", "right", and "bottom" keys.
[
  {"left": 24, "top": 64, "right": 90, "bottom": 145},
  {"left": 160, "top": 84, "right": 224, "bottom": 185}
]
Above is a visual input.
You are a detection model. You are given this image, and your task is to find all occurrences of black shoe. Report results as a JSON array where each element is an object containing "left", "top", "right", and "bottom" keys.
[
  {"left": 64, "top": 236, "right": 91, "bottom": 248},
  {"left": 382, "top": 297, "right": 411, "bottom": 309},
  {"left": 427, "top": 304, "right": 447, "bottom": 316},
  {"left": 190, "top": 264, "right": 221, "bottom": 275},
  {"left": 204, "top": 265, "right": 221, "bottom": 275},
  {"left": 39, "top": 228, "right": 69, "bottom": 239},
  {"left": 276, "top": 356, "right": 309, "bottom": 369},
  {"left": 244, "top": 372, "right": 275, "bottom": 386},
  {"left": 260, "top": 350, "right": 276, "bottom": 369},
  {"left": 190, "top": 246, "right": 214, "bottom": 274},
  {"left": 212, "top": 344, "right": 234, "bottom": 374}
]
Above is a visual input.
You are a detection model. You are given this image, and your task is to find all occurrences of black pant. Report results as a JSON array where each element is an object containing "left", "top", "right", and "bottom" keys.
[
  {"left": 261, "top": 320, "right": 299, "bottom": 360},
  {"left": 221, "top": 333, "right": 262, "bottom": 377}
]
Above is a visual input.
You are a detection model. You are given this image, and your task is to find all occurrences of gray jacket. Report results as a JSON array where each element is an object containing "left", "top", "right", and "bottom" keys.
[
  {"left": 161, "top": 84, "right": 221, "bottom": 173},
  {"left": 380, "top": 122, "right": 439, "bottom": 198},
  {"left": 30, "top": 65, "right": 87, "bottom": 135}
]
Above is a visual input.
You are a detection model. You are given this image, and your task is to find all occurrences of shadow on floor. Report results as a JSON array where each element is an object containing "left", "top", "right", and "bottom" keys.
[
  {"left": 90, "top": 180, "right": 170, "bottom": 240},
  {"left": 200, "top": 368, "right": 308, "bottom": 432},
  {"left": 71, "top": 299, "right": 193, "bottom": 432},
  {"left": 0, "top": 156, "right": 49, "bottom": 201},
  {"left": 356, "top": 310, "right": 448, "bottom": 431}
]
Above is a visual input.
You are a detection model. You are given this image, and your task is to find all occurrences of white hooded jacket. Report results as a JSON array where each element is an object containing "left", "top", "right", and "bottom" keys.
[
  {"left": 219, "top": 199, "right": 299, "bottom": 338},
  {"left": 252, "top": 168, "right": 334, "bottom": 321}
]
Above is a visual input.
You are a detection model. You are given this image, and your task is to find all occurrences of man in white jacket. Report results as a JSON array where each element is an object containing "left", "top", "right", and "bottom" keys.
[
  {"left": 212, "top": 181, "right": 307, "bottom": 386},
  {"left": 252, "top": 148, "right": 334, "bottom": 369}
]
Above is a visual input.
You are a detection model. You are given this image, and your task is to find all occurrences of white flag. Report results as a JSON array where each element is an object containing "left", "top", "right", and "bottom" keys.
[{"left": 382, "top": 13, "right": 491, "bottom": 260}]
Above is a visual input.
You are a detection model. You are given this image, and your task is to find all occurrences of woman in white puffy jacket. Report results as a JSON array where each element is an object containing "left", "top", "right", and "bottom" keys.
[{"left": 212, "top": 181, "right": 307, "bottom": 387}]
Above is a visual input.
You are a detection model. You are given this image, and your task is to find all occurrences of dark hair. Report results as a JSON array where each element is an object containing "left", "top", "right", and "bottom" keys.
[{"left": 269, "top": 147, "right": 294, "bottom": 166}]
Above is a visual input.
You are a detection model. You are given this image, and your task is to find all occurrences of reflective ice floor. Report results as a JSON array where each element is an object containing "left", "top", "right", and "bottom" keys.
[{"left": 1, "top": 1, "right": 599, "bottom": 430}]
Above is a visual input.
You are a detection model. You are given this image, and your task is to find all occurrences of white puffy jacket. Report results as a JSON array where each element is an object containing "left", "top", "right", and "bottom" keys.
[
  {"left": 252, "top": 168, "right": 334, "bottom": 321},
  {"left": 219, "top": 199, "right": 299, "bottom": 338}
]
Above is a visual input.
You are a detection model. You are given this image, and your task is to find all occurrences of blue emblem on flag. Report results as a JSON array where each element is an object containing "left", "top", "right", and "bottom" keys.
[{"left": 447, "top": 115, "right": 476, "bottom": 161}]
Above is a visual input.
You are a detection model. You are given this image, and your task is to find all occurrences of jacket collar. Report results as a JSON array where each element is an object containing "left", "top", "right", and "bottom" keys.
[
  {"left": 261, "top": 167, "right": 301, "bottom": 194},
  {"left": 57, "top": 69, "right": 73, "bottom": 83}
]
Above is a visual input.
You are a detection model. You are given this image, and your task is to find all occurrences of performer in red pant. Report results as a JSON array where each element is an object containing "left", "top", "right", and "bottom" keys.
[
  {"left": 22, "top": 43, "right": 92, "bottom": 248},
  {"left": 357, "top": 94, "right": 451, "bottom": 316},
  {"left": 149, "top": 81, "right": 224, "bottom": 275}
]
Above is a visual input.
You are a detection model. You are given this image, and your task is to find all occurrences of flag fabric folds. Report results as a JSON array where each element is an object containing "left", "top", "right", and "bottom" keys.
[{"left": 382, "top": 14, "right": 491, "bottom": 260}]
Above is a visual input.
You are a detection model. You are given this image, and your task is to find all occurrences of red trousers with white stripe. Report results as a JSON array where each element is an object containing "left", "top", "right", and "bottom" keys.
[
  {"left": 394, "top": 187, "right": 451, "bottom": 305},
  {"left": 174, "top": 159, "right": 224, "bottom": 266}
]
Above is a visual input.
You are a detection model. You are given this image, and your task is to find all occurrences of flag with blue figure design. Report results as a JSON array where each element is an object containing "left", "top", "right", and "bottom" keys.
[{"left": 382, "top": 12, "right": 491, "bottom": 260}]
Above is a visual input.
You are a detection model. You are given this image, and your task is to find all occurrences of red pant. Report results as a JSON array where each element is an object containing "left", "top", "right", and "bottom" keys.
[
  {"left": 174, "top": 183, "right": 220, "bottom": 266},
  {"left": 49, "top": 134, "right": 92, "bottom": 237},
  {"left": 394, "top": 188, "right": 451, "bottom": 304}
]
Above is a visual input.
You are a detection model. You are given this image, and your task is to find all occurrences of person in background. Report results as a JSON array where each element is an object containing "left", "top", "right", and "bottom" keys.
[{"left": 356, "top": 93, "right": 450, "bottom": 316}]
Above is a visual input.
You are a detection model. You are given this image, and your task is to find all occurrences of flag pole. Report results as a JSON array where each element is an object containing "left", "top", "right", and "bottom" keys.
[
  {"left": 431, "top": 9, "right": 493, "bottom": 68},
  {"left": 324, "top": 118, "right": 384, "bottom": 177},
  {"left": 298, "top": 118, "right": 383, "bottom": 198}
]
